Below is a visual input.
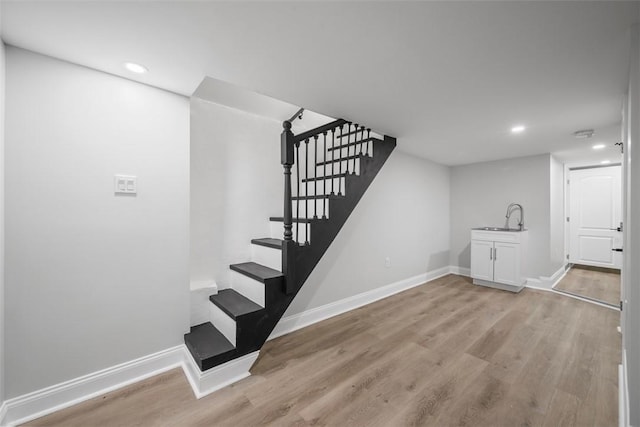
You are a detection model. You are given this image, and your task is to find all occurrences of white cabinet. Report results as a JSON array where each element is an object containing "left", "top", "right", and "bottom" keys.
[{"left": 470, "top": 229, "right": 528, "bottom": 292}]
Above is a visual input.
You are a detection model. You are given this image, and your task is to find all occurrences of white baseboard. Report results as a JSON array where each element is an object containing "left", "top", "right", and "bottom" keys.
[
  {"left": 528, "top": 264, "right": 568, "bottom": 290},
  {"left": 0, "top": 403, "right": 7, "bottom": 426},
  {"left": 182, "top": 349, "right": 259, "bottom": 399},
  {"left": 0, "top": 345, "right": 258, "bottom": 427},
  {"left": 269, "top": 266, "right": 452, "bottom": 340},
  {"left": 449, "top": 265, "right": 470, "bottom": 277},
  {"left": 620, "top": 350, "right": 630, "bottom": 427},
  {"left": 0, "top": 346, "right": 185, "bottom": 426}
]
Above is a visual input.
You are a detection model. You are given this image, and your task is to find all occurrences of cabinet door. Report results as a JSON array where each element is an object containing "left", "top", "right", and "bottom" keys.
[
  {"left": 471, "top": 240, "right": 494, "bottom": 281},
  {"left": 493, "top": 242, "right": 520, "bottom": 286}
]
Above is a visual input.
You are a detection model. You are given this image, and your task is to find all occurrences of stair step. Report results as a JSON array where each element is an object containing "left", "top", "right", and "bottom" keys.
[
  {"left": 301, "top": 173, "right": 348, "bottom": 183},
  {"left": 328, "top": 137, "right": 381, "bottom": 151},
  {"left": 335, "top": 127, "right": 366, "bottom": 138},
  {"left": 184, "top": 322, "right": 235, "bottom": 371},
  {"left": 316, "top": 154, "right": 363, "bottom": 167},
  {"left": 270, "top": 216, "right": 313, "bottom": 223},
  {"left": 210, "top": 289, "right": 263, "bottom": 320},
  {"left": 251, "top": 238, "right": 283, "bottom": 250},
  {"left": 292, "top": 195, "right": 337, "bottom": 200},
  {"left": 230, "top": 261, "right": 283, "bottom": 283}
]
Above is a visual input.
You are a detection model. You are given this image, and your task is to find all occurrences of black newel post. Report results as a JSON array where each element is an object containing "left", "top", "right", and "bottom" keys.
[{"left": 281, "top": 120, "right": 296, "bottom": 294}]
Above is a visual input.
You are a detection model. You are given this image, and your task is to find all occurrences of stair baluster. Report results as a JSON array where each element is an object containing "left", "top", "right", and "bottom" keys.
[
  {"left": 295, "top": 141, "right": 300, "bottom": 243},
  {"left": 330, "top": 128, "right": 335, "bottom": 195},
  {"left": 323, "top": 132, "right": 327, "bottom": 219},
  {"left": 367, "top": 128, "right": 371, "bottom": 156},
  {"left": 304, "top": 138, "right": 310, "bottom": 244},
  {"left": 313, "top": 135, "right": 318, "bottom": 219},
  {"left": 338, "top": 125, "right": 344, "bottom": 195}
]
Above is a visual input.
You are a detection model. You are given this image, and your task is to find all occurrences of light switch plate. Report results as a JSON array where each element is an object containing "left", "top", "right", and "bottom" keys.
[{"left": 114, "top": 175, "right": 137, "bottom": 194}]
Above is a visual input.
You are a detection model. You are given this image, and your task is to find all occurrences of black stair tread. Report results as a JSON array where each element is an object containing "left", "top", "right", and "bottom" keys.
[
  {"left": 230, "top": 261, "right": 283, "bottom": 282},
  {"left": 328, "top": 137, "right": 382, "bottom": 151},
  {"left": 270, "top": 216, "right": 313, "bottom": 223},
  {"left": 292, "top": 194, "right": 339, "bottom": 200},
  {"left": 301, "top": 173, "right": 349, "bottom": 183},
  {"left": 316, "top": 154, "right": 363, "bottom": 166},
  {"left": 210, "top": 289, "right": 263, "bottom": 319},
  {"left": 184, "top": 322, "right": 235, "bottom": 362},
  {"left": 335, "top": 128, "right": 368, "bottom": 138},
  {"left": 251, "top": 238, "right": 283, "bottom": 249}
]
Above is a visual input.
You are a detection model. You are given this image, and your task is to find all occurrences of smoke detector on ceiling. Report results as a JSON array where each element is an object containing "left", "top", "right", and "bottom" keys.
[{"left": 573, "top": 129, "right": 595, "bottom": 139}]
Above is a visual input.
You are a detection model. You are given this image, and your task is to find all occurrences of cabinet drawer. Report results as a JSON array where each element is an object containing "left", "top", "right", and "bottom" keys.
[{"left": 471, "top": 230, "right": 524, "bottom": 244}]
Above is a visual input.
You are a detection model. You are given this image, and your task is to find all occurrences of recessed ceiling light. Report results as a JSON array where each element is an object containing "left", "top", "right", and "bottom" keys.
[
  {"left": 511, "top": 125, "right": 526, "bottom": 134},
  {"left": 573, "top": 129, "right": 595, "bottom": 139},
  {"left": 601, "top": 160, "right": 611, "bottom": 164},
  {"left": 123, "top": 62, "right": 148, "bottom": 74},
  {"left": 592, "top": 144, "right": 606, "bottom": 150}
]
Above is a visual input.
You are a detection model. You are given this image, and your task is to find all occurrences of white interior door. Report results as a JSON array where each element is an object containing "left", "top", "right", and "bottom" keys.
[{"left": 569, "top": 165, "right": 622, "bottom": 269}]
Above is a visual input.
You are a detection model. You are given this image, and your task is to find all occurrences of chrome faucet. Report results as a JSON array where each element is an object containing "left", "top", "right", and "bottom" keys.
[{"left": 505, "top": 203, "right": 525, "bottom": 231}]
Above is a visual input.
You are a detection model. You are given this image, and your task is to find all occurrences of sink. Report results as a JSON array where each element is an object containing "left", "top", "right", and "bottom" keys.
[{"left": 473, "top": 226, "right": 523, "bottom": 232}]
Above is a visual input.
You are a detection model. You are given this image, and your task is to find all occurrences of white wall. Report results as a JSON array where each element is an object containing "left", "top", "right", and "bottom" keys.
[
  {"left": 4, "top": 48, "right": 190, "bottom": 398},
  {"left": 450, "top": 154, "right": 553, "bottom": 279},
  {"left": 549, "top": 155, "right": 565, "bottom": 274},
  {"left": 190, "top": 97, "right": 282, "bottom": 288},
  {"left": 286, "top": 150, "right": 450, "bottom": 315},
  {"left": 0, "top": 3, "right": 6, "bottom": 405}
]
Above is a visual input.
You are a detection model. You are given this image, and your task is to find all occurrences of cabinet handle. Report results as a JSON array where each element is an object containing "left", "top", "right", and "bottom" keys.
[
  {"left": 494, "top": 247, "right": 497, "bottom": 261},
  {"left": 489, "top": 247, "right": 493, "bottom": 260}
]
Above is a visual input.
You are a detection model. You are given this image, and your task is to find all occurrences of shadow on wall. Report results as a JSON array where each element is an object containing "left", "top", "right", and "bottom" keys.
[
  {"left": 428, "top": 250, "right": 450, "bottom": 272},
  {"left": 457, "top": 244, "right": 471, "bottom": 270}
]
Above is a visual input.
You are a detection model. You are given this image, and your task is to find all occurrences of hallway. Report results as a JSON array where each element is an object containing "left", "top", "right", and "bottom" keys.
[{"left": 555, "top": 265, "right": 620, "bottom": 307}]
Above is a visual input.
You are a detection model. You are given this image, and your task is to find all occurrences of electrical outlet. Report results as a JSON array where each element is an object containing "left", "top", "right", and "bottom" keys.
[
  {"left": 114, "top": 175, "right": 137, "bottom": 195},
  {"left": 385, "top": 257, "right": 391, "bottom": 268}
]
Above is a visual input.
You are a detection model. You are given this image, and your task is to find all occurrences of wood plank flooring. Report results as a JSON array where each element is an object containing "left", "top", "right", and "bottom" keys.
[
  {"left": 25, "top": 274, "right": 621, "bottom": 426},
  {"left": 554, "top": 265, "right": 620, "bottom": 306}
]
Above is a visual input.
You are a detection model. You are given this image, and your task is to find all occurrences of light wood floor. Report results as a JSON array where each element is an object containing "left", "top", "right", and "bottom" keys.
[
  {"left": 25, "top": 275, "right": 621, "bottom": 426},
  {"left": 555, "top": 265, "right": 620, "bottom": 306}
]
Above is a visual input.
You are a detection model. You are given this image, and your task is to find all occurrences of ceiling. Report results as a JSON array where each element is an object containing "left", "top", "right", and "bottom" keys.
[{"left": 1, "top": 1, "right": 637, "bottom": 166}]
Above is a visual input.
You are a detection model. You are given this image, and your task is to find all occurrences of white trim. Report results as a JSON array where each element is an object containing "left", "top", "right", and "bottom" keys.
[
  {"left": 182, "top": 349, "right": 259, "bottom": 399},
  {"left": 525, "top": 284, "right": 619, "bottom": 310},
  {"left": 269, "top": 266, "right": 452, "bottom": 340},
  {"left": 526, "top": 264, "right": 569, "bottom": 290},
  {"left": 449, "top": 265, "right": 470, "bottom": 277},
  {"left": 0, "top": 345, "right": 260, "bottom": 427},
  {"left": 620, "top": 350, "right": 630, "bottom": 427},
  {"left": 0, "top": 346, "right": 185, "bottom": 427},
  {"left": 0, "top": 403, "right": 7, "bottom": 426}
]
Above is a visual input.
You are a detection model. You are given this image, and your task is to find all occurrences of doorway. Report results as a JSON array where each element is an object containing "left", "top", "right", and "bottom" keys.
[{"left": 554, "top": 164, "right": 622, "bottom": 307}]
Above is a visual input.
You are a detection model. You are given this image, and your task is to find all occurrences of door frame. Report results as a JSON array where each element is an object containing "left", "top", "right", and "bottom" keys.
[{"left": 563, "top": 161, "right": 623, "bottom": 268}]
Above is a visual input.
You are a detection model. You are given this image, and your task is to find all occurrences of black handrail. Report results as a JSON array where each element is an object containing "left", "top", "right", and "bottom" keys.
[{"left": 288, "top": 107, "right": 304, "bottom": 123}]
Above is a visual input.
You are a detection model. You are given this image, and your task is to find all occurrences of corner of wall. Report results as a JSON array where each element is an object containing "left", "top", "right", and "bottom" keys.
[{"left": 0, "top": 17, "right": 7, "bottom": 407}]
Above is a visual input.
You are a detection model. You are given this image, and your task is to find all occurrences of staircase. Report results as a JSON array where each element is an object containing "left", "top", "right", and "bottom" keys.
[{"left": 184, "top": 117, "right": 396, "bottom": 373}]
